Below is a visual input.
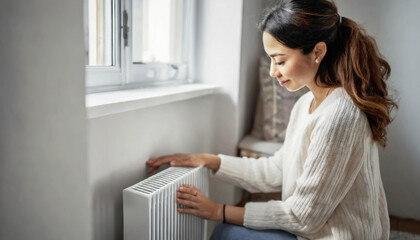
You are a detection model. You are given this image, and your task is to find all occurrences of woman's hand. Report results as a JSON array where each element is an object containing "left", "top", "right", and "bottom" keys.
[
  {"left": 176, "top": 184, "right": 223, "bottom": 221},
  {"left": 146, "top": 153, "right": 221, "bottom": 174}
]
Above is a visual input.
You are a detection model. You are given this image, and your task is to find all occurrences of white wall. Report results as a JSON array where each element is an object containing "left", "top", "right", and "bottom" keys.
[
  {"left": 334, "top": 0, "right": 420, "bottom": 220},
  {"left": 195, "top": 0, "right": 243, "bottom": 157},
  {"left": 0, "top": 0, "right": 266, "bottom": 238},
  {"left": 87, "top": 0, "right": 258, "bottom": 239},
  {"left": 0, "top": 1, "right": 91, "bottom": 240},
  {"left": 88, "top": 96, "right": 220, "bottom": 240}
]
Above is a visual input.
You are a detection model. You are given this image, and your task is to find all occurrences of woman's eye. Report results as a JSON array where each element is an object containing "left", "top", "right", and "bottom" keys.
[{"left": 276, "top": 61, "right": 285, "bottom": 65}]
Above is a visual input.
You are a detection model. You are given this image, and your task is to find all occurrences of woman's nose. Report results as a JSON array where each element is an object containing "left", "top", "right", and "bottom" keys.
[{"left": 270, "top": 64, "right": 281, "bottom": 78}]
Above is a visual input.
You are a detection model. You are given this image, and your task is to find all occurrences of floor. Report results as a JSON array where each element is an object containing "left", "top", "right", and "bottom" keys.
[
  {"left": 390, "top": 231, "right": 420, "bottom": 240},
  {"left": 390, "top": 216, "right": 420, "bottom": 239}
]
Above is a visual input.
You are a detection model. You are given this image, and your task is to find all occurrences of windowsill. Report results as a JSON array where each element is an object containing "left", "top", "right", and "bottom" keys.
[{"left": 86, "top": 83, "right": 222, "bottom": 119}]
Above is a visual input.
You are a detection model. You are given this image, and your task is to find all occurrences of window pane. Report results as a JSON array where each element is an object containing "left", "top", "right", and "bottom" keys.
[
  {"left": 86, "top": 0, "right": 114, "bottom": 66},
  {"left": 132, "top": 0, "right": 184, "bottom": 64}
]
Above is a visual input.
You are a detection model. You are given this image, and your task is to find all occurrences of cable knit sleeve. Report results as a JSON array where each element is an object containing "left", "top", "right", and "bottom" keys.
[
  {"left": 243, "top": 101, "right": 367, "bottom": 235},
  {"left": 213, "top": 147, "right": 284, "bottom": 193}
]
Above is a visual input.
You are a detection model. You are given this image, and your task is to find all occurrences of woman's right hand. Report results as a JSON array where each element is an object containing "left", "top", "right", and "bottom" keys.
[{"left": 146, "top": 153, "right": 221, "bottom": 174}]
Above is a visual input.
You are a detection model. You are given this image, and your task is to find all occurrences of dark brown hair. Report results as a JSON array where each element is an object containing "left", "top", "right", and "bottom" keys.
[{"left": 259, "top": 0, "right": 397, "bottom": 147}]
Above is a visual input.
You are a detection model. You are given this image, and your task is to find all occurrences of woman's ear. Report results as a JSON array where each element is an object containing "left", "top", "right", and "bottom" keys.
[{"left": 313, "top": 42, "right": 327, "bottom": 64}]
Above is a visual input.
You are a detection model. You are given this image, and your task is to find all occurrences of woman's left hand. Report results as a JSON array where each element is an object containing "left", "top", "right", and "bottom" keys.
[{"left": 176, "top": 184, "right": 223, "bottom": 221}]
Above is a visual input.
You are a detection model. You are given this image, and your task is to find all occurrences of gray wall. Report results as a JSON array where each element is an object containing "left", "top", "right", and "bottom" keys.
[
  {"left": 0, "top": 1, "right": 91, "bottom": 240},
  {"left": 334, "top": 0, "right": 420, "bottom": 220},
  {"left": 238, "top": 0, "right": 267, "bottom": 141}
]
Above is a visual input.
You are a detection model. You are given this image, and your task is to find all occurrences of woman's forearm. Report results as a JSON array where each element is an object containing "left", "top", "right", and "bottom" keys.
[
  {"left": 201, "top": 155, "right": 246, "bottom": 224},
  {"left": 201, "top": 154, "right": 221, "bottom": 171},
  {"left": 200, "top": 155, "right": 245, "bottom": 225}
]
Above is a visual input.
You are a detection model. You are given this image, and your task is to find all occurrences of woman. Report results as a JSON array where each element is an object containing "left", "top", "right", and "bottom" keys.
[{"left": 146, "top": 0, "right": 397, "bottom": 239}]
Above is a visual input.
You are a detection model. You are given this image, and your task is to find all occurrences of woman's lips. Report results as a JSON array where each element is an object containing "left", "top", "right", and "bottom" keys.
[{"left": 279, "top": 80, "right": 290, "bottom": 86}]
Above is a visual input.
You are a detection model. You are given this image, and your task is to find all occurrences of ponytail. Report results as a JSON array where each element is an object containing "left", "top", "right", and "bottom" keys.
[{"left": 316, "top": 17, "right": 397, "bottom": 147}]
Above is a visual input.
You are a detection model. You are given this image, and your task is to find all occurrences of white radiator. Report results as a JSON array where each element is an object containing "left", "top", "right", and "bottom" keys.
[{"left": 123, "top": 166, "right": 209, "bottom": 240}]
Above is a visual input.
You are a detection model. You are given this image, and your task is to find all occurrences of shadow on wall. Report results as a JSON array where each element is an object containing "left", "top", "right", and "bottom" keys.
[
  {"left": 92, "top": 162, "right": 172, "bottom": 240},
  {"left": 93, "top": 167, "right": 137, "bottom": 240}
]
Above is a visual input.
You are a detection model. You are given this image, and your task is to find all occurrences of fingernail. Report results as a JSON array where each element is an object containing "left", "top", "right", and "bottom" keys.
[
  {"left": 170, "top": 161, "right": 175, "bottom": 166},
  {"left": 180, "top": 187, "right": 184, "bottom": 191}
]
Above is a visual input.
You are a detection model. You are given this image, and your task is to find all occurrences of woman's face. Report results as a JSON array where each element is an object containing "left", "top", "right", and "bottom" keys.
[{"left": 262, "top": 31, "right": 319, "bottom": 92}]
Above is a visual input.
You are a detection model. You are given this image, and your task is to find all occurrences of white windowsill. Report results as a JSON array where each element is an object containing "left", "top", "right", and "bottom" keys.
[{"left": 86, "top": 83, "right": 222, "bottom": 119}]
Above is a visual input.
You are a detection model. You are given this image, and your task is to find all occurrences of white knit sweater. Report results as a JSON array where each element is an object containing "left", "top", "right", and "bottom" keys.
[{"left": 215, "top": 87, "right": 389, "bottom": 240}]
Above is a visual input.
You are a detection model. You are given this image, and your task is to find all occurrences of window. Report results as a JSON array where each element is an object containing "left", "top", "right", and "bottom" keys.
[{"left": 84, "top": 0, "right": 195, "bottom": 92}]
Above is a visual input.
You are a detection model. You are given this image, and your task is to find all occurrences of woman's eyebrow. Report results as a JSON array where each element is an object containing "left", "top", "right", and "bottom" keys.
[{"left": 269, "top": 53, "right": 286, "bottom": 57}]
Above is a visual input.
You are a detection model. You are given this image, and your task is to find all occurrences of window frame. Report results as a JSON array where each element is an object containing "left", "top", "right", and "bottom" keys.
[
  {"left": 85, "top": 0, "right": 123, "bottom": 89},
  {"left": 85, "top": 0, "right": 195, "bottom": 93}
]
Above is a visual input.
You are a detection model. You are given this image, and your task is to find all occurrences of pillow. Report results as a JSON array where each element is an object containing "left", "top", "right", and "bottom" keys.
[{"left": 251, "top": 56, "right": 308, "bottom": 142}]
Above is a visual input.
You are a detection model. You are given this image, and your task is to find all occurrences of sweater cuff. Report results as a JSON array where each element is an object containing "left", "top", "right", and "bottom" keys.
[
  {"left": 244, "top": 201, "right": 273, "bottom": 229},
  {"left": 243, "top": 201, "right": 294, "bottom": 230},
  {"left": 244, "top": 201, "right": 306, "bottom": 239},
  {"left": 212, "top": 154, "right": 244, "bottom": 181}
]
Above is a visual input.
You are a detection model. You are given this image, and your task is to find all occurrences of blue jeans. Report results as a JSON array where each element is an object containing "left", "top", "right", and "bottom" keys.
[{"left": 210, "top": 223, "right": 297, "bottom": 240}]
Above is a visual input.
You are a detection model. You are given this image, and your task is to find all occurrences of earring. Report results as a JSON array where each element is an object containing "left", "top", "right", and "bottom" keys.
[{"left": 315, "top": 58, "right": 319, "bottom": 64}]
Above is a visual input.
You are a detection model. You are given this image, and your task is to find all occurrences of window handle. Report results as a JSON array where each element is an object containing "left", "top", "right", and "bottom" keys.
[{"left": 122, "top": 10, "right": 129, "bottom": 47}]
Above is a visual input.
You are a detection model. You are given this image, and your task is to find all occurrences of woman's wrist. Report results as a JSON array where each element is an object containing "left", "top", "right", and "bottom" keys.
[
  {"left": 201, "top": 154, "right": 221, "bottom": 171},
  {"left": 213, "top": 203, "right": 224, "bottom": 221},
  {"left": 212, "top": 204, "right": 245, "bottom": 225}
]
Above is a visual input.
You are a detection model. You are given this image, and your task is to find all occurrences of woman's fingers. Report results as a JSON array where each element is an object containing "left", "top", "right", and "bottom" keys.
[
  {"left": 177, "top": 207, "right": 198, "bottom": 215},
  {"left": 175, "top": 184, "right": 220, "bottom": 221},
  {"left": 147, "top": 166, "right": 159, "bottom": 174},
  {"left": 179, "top": 185, "right": 199, "bottom": 196},
  {"left": 146, "top": 154, "right": 195, "bottom": 174},
  {"left": 176, "top": 185, "right": 200, "bottom": 206},
  {"left": 146, "top": 163, "right": 161, "bottom": 174},
  {"left": 176, "top": 191, "right": 199, "bottom": 202},
  {"left": 176, "top": 185, "right": 201, "bottom": 211},
  {"left": 176, "top": 198, "right": 198, "bottom": 208},
  {"left": 146, "top": 154, "right": 179, "bottom": 174},
  {"left": 146, "top": 155, "right": 172, "bottom": 167}
]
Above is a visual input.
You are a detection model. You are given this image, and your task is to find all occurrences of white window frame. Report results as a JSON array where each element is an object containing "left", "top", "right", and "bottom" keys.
[{"left": 85, "top": 0, "right": 195, "bottom": 93}]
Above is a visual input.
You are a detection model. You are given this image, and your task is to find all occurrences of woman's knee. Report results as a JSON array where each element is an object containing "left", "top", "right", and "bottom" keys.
[
  {"left": 210, "top": 223, "right": 297, "bottom": 240},
  {"left": 210, "top": 223, "right": 246, "bottom": 240}
]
